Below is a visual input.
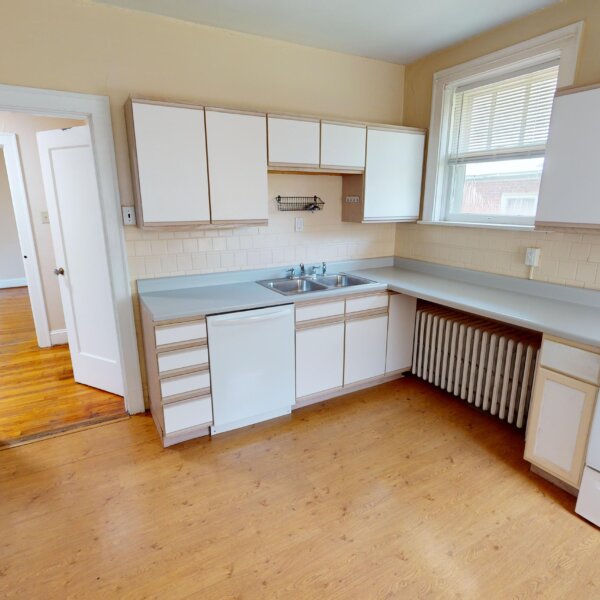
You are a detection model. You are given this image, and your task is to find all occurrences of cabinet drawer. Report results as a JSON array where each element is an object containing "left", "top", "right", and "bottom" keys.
[
  {"left": 345, "top": 294, "right": 388, "bottom": 314},
  {"left": 158, "top": 346, "right": 209, "bottom": 375},
  {"left": 540, "top": 339, "right": 600, "bottom": 385},
  {"left": 155, "top": 320, "right": 207, "bottom": 347},
  {"left": 296, "top": 300, "right": 345, "bottom": 323},
  {"left": 163, "top": 395, "right": 213, "bottom": 434},
  {"left": 160, "top": 370, "right": 211, "bottom": 400}
]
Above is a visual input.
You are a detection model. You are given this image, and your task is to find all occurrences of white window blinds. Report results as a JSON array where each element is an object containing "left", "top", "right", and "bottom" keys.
[{"left": 447, "top": 62, "right": 559, "bottom": 164}]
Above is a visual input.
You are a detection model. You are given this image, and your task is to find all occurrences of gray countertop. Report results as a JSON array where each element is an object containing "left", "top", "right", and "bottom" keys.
[{"left": 138, "top": 258, "right": 600, "bottom": 347}]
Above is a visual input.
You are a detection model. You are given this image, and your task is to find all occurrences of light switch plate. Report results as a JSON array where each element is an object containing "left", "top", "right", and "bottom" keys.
[
  {"left": 41, "top": 211, "right": 50, "bottom": 224},
  {"left": 345, "top": 196, "right": 360, "bottom": 204},
  {"left": 294, "top": 217, "right": 304, "bottom": 232},
  {"left": 122, "top": 206, "right": 136, "bottom": 226}
]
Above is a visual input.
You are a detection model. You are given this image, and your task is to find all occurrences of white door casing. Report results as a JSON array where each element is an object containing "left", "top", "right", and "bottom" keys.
[{"left": 37, "top": 125, "right": 123, "bottom": 395}]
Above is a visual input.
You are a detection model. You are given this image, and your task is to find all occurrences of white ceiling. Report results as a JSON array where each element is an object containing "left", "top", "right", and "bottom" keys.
[{"left": 97, "top": 0, "right": 560, "bottom": 63}]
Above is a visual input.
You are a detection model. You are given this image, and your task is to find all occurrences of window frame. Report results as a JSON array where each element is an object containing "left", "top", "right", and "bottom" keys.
[{"left": 421, "top": 23, "right": 582, "bottom": 229}]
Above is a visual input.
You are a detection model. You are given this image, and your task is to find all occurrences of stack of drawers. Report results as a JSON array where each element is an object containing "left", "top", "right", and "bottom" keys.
[{"left": 142, "top": 306, "right": 214, "bottom": 447}]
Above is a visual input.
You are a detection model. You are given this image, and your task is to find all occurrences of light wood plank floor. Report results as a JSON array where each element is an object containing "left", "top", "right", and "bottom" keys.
[
  {"left": 0, "top": 287, "right": 126, "bottom": 446},
  {"left": 1, "top": 377, "right": 598, "bottom": 599}
]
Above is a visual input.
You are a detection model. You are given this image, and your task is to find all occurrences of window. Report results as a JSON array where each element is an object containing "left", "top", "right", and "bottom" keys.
[{"left": 422, "top": 24, "right": 582, "bottom": 228}]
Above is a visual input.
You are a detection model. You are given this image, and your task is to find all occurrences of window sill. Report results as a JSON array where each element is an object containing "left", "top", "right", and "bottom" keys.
[{"left": 417, "top": 220, "right": 535, "bottom": 232}]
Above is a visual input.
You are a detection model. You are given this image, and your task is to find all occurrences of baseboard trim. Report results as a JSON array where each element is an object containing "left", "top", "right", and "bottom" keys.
[
  {"left": 50, "top": 328, "right": 68, "bottom": 345},
  {"left": 0, "top": 277, "right": 26, "bottom": 289}
]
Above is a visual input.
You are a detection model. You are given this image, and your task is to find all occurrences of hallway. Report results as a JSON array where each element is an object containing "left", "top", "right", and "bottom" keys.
[{"left": 0, "top": 287, "right": 126, "bottom": 447}]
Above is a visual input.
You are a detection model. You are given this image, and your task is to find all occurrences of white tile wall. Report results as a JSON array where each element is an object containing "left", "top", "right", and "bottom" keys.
[
  {"left": 395, "top": 223, "right": 600, "bottom": 290},
  {"left": 126, "top": 174, "right": 395, "bottom": 280}
]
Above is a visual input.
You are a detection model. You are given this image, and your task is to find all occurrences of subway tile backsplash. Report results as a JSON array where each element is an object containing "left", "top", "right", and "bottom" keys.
[
  {"left": 126, "top": 174, "right": 395, "bottom": 281},
  {"left": 395, "top": 223, "right": 600, "bottom": 290}
]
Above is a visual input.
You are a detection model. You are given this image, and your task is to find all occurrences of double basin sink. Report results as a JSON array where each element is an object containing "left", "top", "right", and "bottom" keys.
[{"left": 257, "top": 273, "right": 374, "bottom": 296}]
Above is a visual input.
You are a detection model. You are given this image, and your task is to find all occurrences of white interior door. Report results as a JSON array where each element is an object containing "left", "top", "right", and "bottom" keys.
[{"left": 37, "top": 125, "right": 124, "bottom": 395}]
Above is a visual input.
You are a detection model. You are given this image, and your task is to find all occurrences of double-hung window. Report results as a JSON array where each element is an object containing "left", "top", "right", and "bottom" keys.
[{"left": 423, "top": 25, "right": 582, "bottom": 228}]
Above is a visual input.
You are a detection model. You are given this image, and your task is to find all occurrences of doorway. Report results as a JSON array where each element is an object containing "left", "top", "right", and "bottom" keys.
[{"left": 0, "top": 112, "right": 128, "bottom": 446}]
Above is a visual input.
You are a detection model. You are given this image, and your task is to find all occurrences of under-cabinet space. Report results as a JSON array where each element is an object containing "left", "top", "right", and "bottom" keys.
[{"left": 385, "top": 293, "right": 417, "bottom": 373}]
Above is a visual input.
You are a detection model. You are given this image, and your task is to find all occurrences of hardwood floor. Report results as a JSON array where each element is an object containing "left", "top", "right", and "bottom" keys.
[
  {"left": 1, "top": 377, "right": 598, "bottom": 599},
  {"left": 0, "top": 287, "right": 126, "bottom": 446}
]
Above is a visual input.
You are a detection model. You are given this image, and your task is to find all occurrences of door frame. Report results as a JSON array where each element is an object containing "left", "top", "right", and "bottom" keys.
[
  {"left": 0, "top": 132, "right": 51, "bottom": 347},
  {"left": 0, "top": 83, "right": 144, "bottom": 414}
]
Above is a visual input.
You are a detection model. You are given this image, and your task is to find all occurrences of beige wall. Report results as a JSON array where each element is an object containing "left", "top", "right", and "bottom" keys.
[
  {"left": 0, "top": 113, "right": 84, "bottom": 332},
  {"left": 0, "top": 0, "right": 405, "bottom": 287},
  {"left": 0, "top": 150, "right": 25, "bottom": 283},
  {"left": 397, "top": 0, "right": 600, "bottom": 289},
  {"left": 127, "top": 174, "right": 395, "bottom": 279}
]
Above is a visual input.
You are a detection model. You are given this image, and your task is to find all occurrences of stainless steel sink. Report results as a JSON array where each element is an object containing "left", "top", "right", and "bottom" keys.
[
  {"left": 257, "top": 278, "right": 329, "bottom": 295},
  {"left": 258, "top": 272, "right": 374, "bottom": 296},
  {"left": 312, "top": 274, "right": 373, "bottom": 288}
]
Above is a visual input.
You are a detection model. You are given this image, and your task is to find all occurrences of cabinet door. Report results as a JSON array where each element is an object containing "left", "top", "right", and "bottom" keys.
[
  {"left": 524, "top": 367, "right": 598, "bottom": 488},
  {"left": 130, "top": 101, "right": 210, "bottom": 225},
  {"left": 386, "top": 293, "right": 417, "bottom": 373},
  {"left": 320, "top": 122, "right": 366, "bottom": 170},
  {"left": 536, "top": 87, "right": 600, "bottom": 227},
  {"left": 296, "top": 322, "right": 344, "bottom": 398},
  {"left": 268, "top": 116, "right": 320, "bottom": 167},
  {"left": 205, "top": 109, "right": 268, "bottom": 223},
  {"left": 363, "top": 127, "right": 424, "bottom": 222},
  {"left": 344, "top": 315, "right": 388, "bottom": 385}
]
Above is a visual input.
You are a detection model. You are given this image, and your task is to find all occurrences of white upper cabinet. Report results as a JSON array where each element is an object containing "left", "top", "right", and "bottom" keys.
[
  {"left": 206, "top": 109, "right": 269, "bottom": 223},
  {"left": 536, "top": 86, "right": 600, "bottom": 227},
  {"left": 128, "top": 101, "right": 211, "bottom": 225},
  {"left": 363, "top": 127, "right": 425, "bottom": 222},
  {"left": 267, "top": 116, "right": 320, "bottom": 167},
  {"left": 320, "top": 122, "right": 366, "bottom": 170}
]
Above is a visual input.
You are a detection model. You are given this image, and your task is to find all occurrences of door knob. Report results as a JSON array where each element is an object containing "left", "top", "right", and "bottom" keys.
[{"left": 54, "top": 267, "right": 65, "bottom": 276}]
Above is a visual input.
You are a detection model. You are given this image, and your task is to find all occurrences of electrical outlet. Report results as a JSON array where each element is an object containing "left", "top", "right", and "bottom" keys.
[
  {"left": 41, "top": 211, "right": 50, "bottom": 224},
  {"left": 122, "top": 206, "right": 136, "bottom": 226},
  {"left": 345, "top": 196, "right": 360, "bottom": 204},
  {"left": 525, "top": 247, "right": 541, "bottom": 267},
  {"left": 294, "top": 217, "right": 304, "bottom": 232}
]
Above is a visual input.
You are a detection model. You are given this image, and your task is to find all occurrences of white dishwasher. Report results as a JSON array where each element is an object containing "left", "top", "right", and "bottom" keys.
[{"left": 207, "top": 304, "right": 295, "bottom": 435}]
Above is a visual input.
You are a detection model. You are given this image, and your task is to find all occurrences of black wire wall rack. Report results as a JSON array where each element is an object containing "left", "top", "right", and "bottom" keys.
[{"left": 275, "top": 195, "right": 324, "bottom": 212}]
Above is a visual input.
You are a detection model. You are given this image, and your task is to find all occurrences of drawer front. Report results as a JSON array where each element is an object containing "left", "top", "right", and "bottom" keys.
[
  {"left": 345, "top": 294, "right": 388, "bottom": 314},
  {"left": 296, "top": 300, "right": 345, "bottom": 323},
  {"left": 541, "top": 339, "right": 600, "bottom": 385},
  {"left": 158, "top": 346, "right": 209, "bottom": 375},
  {"left": 155, "top": 320, "right": 207, "bottom": 347},
  {"left": 576, "top": 467, "right": 600, "bottom": 526},
  {"left": 160, "top": 370, "right": 211, "bottom": 399},
  {"left": 163, "top": 395, "right": 213, "bottom": 434}
]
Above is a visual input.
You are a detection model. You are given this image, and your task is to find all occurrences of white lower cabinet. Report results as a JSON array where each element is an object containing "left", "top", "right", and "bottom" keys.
[
  {"left": 163, "top": 395, "right": 213, "bottom": 435},
  {"left": 525, "top": 367, "right": 598, "bottom": 488},
  {"left": 344, "top": 314, "right": 389, "bottom": 385},
  {"left": 296, "top": 322, "right": 345, "bottom": 398}
]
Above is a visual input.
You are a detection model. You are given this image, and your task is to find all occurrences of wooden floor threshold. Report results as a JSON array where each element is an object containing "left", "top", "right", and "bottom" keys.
[{"left": 0, "top": 413, "right": 130, "bottom": 450}]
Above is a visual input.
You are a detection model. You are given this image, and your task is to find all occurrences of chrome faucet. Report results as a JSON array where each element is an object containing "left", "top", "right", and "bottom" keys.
[
  {"left": 322, "top": 262, "right": 327, "bottom": 276},
  {"left": 286, "top": 267, "right": 296, "bottom": 279},
  {"left": 299, "top": 263, "right": 305, "bottom": 276}
]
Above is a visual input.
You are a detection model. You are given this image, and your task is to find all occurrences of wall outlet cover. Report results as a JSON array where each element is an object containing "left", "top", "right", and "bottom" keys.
[
  {"left": 41, "top": 211, "right": 50, "bottom": 224},
  {"left": 294, "top": 217, "right": 304, "bottom": 232},
  {"left": 525, "top": 247, "right": 541, "bottom": 267}
]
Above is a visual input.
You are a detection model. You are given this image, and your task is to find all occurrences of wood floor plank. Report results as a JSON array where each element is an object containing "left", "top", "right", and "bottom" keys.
[
  {"left": 1, "top": 377, "right": 599, "bottom": 599},
  {"left": 0, "top": 287, "right": 126, "bottom": 444}
]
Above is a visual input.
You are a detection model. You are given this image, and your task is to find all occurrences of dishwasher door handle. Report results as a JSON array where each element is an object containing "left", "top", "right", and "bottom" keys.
[{"left": 211, "top": 306, "right": 292, "bottom": 327}]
